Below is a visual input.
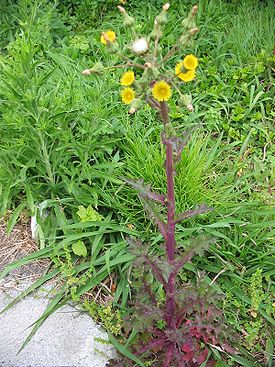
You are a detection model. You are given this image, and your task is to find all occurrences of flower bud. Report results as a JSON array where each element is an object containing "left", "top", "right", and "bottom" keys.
[
  {"left": 131, "top": 38, "right": 149, "bottom": 55},
  {"left": 163, "top": 3, "right": 170, "bottom": 11},
  {"left": 123, "top": 13, "right": 135, "bottom": 27},
  {"left": 144, "top": 62, "right": 153, "bottom": 68},
  {"left": 182, "top": 17, "right": 196, "bottom": 30},
  {"left": 190, "top": 27, "right": 199, "bottom": 36},
  {"left": 89, "top": 61, "right": 105, "bottom": 74},
  {"left": 156, "top": 11, "right": 167, "bottom": 25},
  {"left": 108, "top": 42, "right": 119, "bottom": 54},
  {"left": 179, "top": 94, "right": 193, "bottom": 111},
  {"left": 157, "top": 45, "right": 162, "bottom": 55},
  {"left": 192, "top": 5, "right": 198, "bottom": 15},
  {"left": 130, "top": 98, "right": 143, "bottom": 112},
  {"left": 82, "top": 69, "right": 92, "bottom": 75},
  {"left": 151, "top": 67, "right": 160, "bottom": 79},
  {"left": 151, "top": 20, "right": 162, "bottom": 40},
  {"left": 187, "top": 103, "right": 194, "bottom": 112},
  {"left": 117, "top": 5, "right": 126, "bottom": 13}
]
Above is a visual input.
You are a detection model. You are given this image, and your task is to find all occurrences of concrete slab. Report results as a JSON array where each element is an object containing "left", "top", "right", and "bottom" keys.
[{"left": 0, "top": 282, "right": 115, "bottom": 367}]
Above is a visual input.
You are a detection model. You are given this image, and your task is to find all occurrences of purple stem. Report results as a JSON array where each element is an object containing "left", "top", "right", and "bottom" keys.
[{"left": 160, "top": 101, "right": 177, "bottom": 329}]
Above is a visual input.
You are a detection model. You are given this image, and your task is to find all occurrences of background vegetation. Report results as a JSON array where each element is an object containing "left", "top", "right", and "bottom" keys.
[{"left": 0, "top": 0, "right": 274, "bottom": 365}]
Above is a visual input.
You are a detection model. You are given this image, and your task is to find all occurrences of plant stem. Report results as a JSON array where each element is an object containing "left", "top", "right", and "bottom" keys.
[
  {"left": 160, "top": 101, "right": 176, "bottom": 328},
  {"left": 160, "top": 102, "right": 176, "bottom": 261}
]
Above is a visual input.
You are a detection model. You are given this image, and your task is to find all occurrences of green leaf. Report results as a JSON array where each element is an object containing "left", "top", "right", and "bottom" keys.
[
  {"left": 6, "top": 202, "right": 26, "bottom": 235},
  {"left": 72, "top": 240, "right": 87, "bottom": 257},
  {"left": 77, "top": 205, "right": 103, "bottom": 222},
  {"left": 266, "top": 338, "right": 273, "bottom": 367},
  {"left": 229, "top": 354, "right": 257, "bottom": 367}
]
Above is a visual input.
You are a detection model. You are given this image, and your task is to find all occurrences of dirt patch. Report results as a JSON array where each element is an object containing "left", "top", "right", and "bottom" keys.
[{"left": 0, "top": 216, "right": 50, "bottom": 285}]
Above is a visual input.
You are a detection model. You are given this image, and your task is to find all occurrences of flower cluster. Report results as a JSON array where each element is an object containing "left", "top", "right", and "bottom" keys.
[{"left": 84, "top": 3, "right": 199, "bottom": 113}]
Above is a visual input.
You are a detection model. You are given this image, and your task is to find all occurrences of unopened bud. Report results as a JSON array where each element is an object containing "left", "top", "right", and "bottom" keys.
[
  {"left": 124, "top": 13, "right": 135, "bottom": 27},
  {"left": 190, "top": 27, "right": 199, "bottom": 35},
  {"left": 151, "top": 20, "right": 162, "bottom": 40},
  {"left": 117, "top": 5, "right": 126, "bottom": 13},
  {"left": 192, "top": 5, "right": 198, "bottom": 15},
  {"left": 187, "top": 103, "right": 194, "bottom": 112},
  {"left": 156, "top": 11, "right": 167, "bottom": 25},
  {"left": 144, "top": 62, "right": 153, "bottom": 68},
  {"left": 179, "top": 94, "right": 193, "bottom": 110},
  {"left": 130, "top": 98, "right": 143, "bottom": 112},
  {"left": 82, "top": 69, "right": 92, "bottom": 75},
  {"left": 108, "top": 42, "right": 119, "bottom": 54},
  {"left": 151, "top": 67, "right": 160, "bottom": 79},
  {"left": 163, "top": 3, "right": 170, "bottom": 11}
]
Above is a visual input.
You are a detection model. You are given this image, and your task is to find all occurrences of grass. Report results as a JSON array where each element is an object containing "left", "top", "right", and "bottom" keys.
[{"left": 0, "top": 0, "right": 274, "bottom": 364}]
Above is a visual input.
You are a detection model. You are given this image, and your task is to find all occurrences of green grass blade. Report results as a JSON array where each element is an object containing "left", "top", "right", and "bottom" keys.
[
  {"left": 17, "top": 285, "right": 68, "bottom": 354},
  {"left": 0, "top": 247, "right": 52, "bottom": 280},
  {"left": 108, "top": 333, "right": 146, "bottom": 367},
  {"left": 6, "top": 202, "right": 26, "bottom": 234},
  {"left": 0, "top": 268, "right": 59, "bottom": 315}
]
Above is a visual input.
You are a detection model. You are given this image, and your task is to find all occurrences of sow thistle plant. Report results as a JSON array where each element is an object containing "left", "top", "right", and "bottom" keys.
[{"left": 84, "top": 3, "right": 236, "bottom": 366}]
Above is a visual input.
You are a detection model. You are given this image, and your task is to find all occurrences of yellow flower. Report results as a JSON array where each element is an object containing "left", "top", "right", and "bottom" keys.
[
  {"left": 183, "top": 54, "right": 198, "bottom": 70},
  {"left": 152, "top": 80, "right": 172, "bottom": 102},
  {"left": 100, "top": 30, "right": 116, "bottom": 45},
  {"left": 121, "top": 88, "right": 135, "bottom": 104},
  {"left": 175, "top": 62, "right": 196, "bottom": 82},
  {"left": 120, "top": 71, "right": 135, "bottom": 86}
]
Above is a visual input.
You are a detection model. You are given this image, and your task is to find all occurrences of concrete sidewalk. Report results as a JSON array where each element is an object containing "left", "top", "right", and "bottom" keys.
[{"left": 0, "top": 281, "right": 116, "bottom": 367}]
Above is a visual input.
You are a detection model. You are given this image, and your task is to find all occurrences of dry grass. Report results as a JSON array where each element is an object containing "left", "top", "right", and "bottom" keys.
[{"left": 0, "top": 215, "right": 49, "bottom": 285}]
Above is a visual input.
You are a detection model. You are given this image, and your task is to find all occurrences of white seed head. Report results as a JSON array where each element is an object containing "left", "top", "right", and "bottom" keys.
[
  {"left": 163, "top": 3, "right": 170, "bottom": 11},
  {"left": 82, "top": 69, "right": 92, "bottom": 75},
  {"left": 129, "top": 107, "right": 136, "bottom": 114},
  {"left": 131, "top": 38, "right": 149, "bottom": 55}
]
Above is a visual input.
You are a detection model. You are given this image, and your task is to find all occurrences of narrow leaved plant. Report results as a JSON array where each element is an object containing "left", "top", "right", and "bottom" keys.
[{"left": 84, "top": 3, "right": 234, "bottom": 366}]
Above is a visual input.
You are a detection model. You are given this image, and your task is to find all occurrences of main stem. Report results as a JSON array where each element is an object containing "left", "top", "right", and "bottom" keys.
[{"left": 160, "top": 101, "right": 176, "bottom": 328}]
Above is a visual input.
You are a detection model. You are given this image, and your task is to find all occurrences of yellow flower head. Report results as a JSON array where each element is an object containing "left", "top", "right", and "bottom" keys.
[
  {"left": 183, "top": 54, "right": 198, "bottom": 70},
  {"left": 152, "top": 80, "right": 172, "bottom": 102},
  {"left": 175, "top": 62, "right": 196, "bottom": 82},
  {"left": 120, "top": 71, "right": 135, "bottom": 86},
  {"left": 100, "top": 30, "right": 116, "bottom": 45},
  {"left": 121, "top": 88, "right": 135, "bottom": 104}
]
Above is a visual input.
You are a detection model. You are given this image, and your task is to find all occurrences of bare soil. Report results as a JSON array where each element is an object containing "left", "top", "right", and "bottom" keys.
[{"left": 0, "top": 216, "right": 49, "bottom": 289}]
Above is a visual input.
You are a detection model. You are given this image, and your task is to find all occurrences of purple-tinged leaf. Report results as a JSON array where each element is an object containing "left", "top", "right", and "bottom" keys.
[
  {"left": 173, "top": 236, "right": 213, "bottom": 276},
  {"left": 138, "top": 337, "right": 166, "bottom": 354},
  {"left": 196, "top": 349, "right": 209, "bottom": 364},
  {"left": 172, "top": 247, "right": 197, "bottom": 276},
  {"left": 163, "top": 344, "right": 174, "bottom": 367},
  {"left": 124, "top": 178, "right": 166, "bottom": 204},
  {"left": 175, "top": 348, "right": 187, "bottom": 367},
  {"left": 175, "top": 204, "right": 212, "bottom": 223},
  {"left": 143, "top": 254, "right": 168, "bottom": 288},
  {"left": 139, "top": 196, "right": 168, "bottom": 241},
  {"left": 142, "top": 277, "right": 158, "bottom": 305}
]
